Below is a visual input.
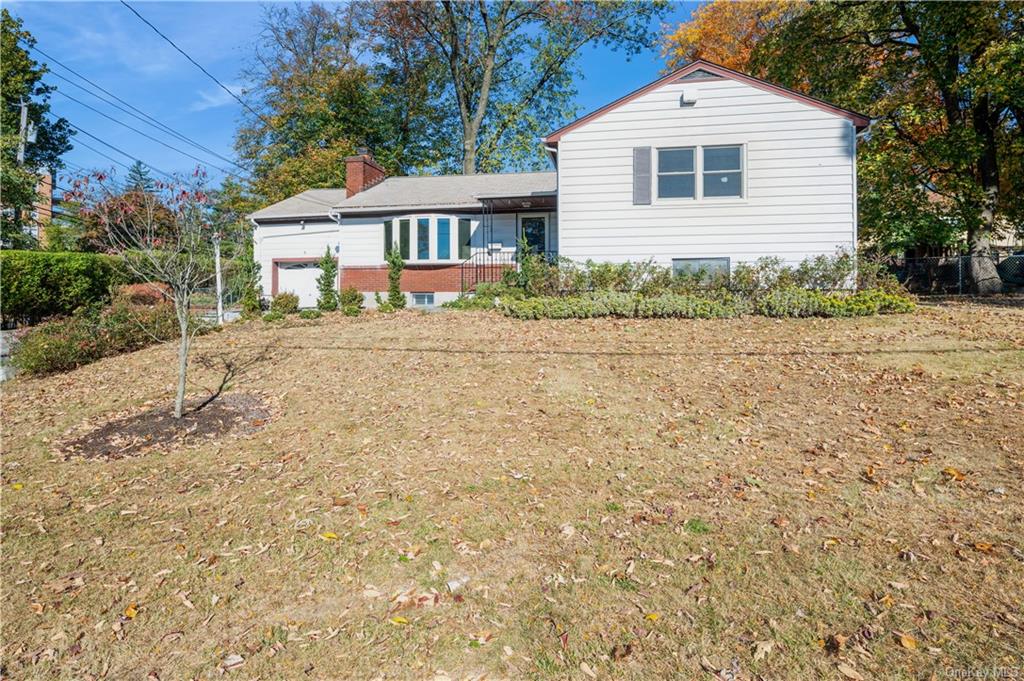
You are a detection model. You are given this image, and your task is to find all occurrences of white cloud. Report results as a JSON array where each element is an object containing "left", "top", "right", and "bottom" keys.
[{"left": 189, "top": 84, "right": 246, "bottom": 112}]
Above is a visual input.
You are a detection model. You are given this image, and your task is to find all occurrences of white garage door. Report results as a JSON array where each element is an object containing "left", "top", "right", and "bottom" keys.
[{"left": 276, "top": 262, "right": 322, "bottom": 308}]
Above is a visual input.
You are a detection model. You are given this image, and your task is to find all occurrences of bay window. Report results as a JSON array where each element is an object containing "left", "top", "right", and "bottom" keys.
[{"left": 384, "top": 215, "right": 474, "bottom": 262}]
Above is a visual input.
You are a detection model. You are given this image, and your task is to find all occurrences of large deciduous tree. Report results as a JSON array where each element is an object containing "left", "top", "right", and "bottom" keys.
[
  {"left": 1, "top": 8, "right": 73, "bottom": 247},
  {"left": 662, "top": 0, "right": 803, "bottom": 72},
  {"left": 236, "top": 3, "right": 444, "bottom": 204},
  {"left": 371, "top": 1, "right": 667, "bottom": 174},
  {"left": 752, "top": 1, "right": 1022, "bottom": 292}
]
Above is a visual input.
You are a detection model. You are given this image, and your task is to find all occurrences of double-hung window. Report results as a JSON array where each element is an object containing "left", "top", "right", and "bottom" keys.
[
  {"left": 656, "top": 144, "right": 743, "bottom": 200},
  {"left": 657, "top": 148, "right": 695, "bottom": 199},
  {"left": 702, "top": 146, "right": 742, "bottom": 198}
]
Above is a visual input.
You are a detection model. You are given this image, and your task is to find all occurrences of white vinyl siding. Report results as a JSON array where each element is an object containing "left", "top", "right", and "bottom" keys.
[
  {"left": 557, "top": 76, "right": 856, "bottom": 266},
  {"left": 253, "top": 219, "right": 339, "bottom": 297}
]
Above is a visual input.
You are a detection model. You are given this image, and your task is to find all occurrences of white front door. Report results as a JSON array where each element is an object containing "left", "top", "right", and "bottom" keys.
[{"left": 276, "top": 262, "right": 322, "bottom": 308}]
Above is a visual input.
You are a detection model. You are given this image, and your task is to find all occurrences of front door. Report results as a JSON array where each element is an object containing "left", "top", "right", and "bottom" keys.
[{"left": 521, "top": 214, "right": 547, "bottom": 254}]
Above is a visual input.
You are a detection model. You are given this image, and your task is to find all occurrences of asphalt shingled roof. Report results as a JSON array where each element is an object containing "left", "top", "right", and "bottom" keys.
[{"left": 248, "top": 171, "right": 556, "bottom": 220}]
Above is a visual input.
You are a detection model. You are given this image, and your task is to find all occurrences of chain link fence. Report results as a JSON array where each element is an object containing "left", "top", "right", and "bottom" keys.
[{"left": 886, "top": 250, "right": 1024, "bottom": 294}]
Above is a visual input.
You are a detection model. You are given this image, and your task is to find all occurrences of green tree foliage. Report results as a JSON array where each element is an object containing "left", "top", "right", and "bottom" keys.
[
  {"left": 369, "top": 1, "right": 668, "bottom": 174},
  {"left": 385, "top": 247, "right": 406, "bottom": 310},
  {"left": 316, "top": 247, "right": 339, "bottom": 311},
  {"left": 1, "top": 9, "right": 73, "bottom": 245},
  {"left": 236, "top": 3, "right": 444, "bottom": 204},
  {"left": 235, "top": 235, "right": 263, "bottom": 318},
  {"left": 125, "top": 160, "right": 154, "bottom": 193},
  {"left": 749, "top": 1, "right": 1022, "bottom": 290}
]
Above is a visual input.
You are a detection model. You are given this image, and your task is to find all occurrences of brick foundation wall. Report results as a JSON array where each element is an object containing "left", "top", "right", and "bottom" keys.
[{"left": 341, "top": 264, "right": 510, "bottom": 293}]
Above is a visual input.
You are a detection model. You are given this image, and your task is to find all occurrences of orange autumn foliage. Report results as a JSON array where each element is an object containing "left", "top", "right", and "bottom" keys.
[{"left": 663, "top": 0, "right": 805, "bottom": 72}]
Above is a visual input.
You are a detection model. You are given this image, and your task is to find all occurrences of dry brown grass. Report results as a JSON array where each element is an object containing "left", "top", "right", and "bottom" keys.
[{"left": 2, "top": 302, "right": 1023, "bottom": 680}]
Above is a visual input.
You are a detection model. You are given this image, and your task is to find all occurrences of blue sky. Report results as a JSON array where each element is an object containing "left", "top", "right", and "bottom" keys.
[{"left": 8, "top": 1, "right": 696, "bottom": 187}]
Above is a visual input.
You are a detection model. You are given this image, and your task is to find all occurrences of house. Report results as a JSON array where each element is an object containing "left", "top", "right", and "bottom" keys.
[{"left": 249, "top": 60, "right": 870, "bottom": 307}]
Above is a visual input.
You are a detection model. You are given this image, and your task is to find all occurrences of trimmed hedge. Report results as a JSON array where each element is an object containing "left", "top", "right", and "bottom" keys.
[
  {"left": 500, "top": 288, "right": 914, "bottom": 320},
  {"left": 755, "top": 287, "right": 916, "bottom": 318},
  {"left": 0, "top": 250, "right": 130, "bottom": 323},
  {"left": 10, "top": 298, "right": 204, "bottom": 376}
]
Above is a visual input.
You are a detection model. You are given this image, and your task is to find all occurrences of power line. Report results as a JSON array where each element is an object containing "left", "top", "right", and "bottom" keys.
[
  {"left": 46, "top": 112, "right": 175, "bottom": 180},
  {"left": 23, "top": 41, "right": 252, "bottom": 175},
  {"left": 45, "top": 68, "right": 251, "bottom": 175},
  {"left": 53, "top": 89, "right": 245, "bottom": 179},
  {"left": 119, "top": 1, "right": 273, "bottom": 129},
  {"left": 67, "top": 137, "right": 135, "bottom": 174}
]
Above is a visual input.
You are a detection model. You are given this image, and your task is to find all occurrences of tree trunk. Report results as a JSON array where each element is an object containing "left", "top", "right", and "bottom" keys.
[
  {"left": 966, "top": 95, "right": 1003, "bottom": 295},
  {"left": 462, "top": 136, "right": 476, "bottom": 175},
  {"left": 967, "top": 225, "right": 1002, "bottom": 295},
  {"left": 174, "top": 304, "right": 190, "bottom": 419}
]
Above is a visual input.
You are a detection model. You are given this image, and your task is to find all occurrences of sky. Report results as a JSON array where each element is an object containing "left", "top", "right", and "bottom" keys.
[{"left": 8, "top": 1, "right": 697, "bottom": 188}]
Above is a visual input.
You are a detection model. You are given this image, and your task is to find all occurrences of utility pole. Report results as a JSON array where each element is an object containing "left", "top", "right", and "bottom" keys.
[
  {"left": 16, "top": 98, "right": 28, "bottom": 165},
  {"left": 213, "top": 232, "right": 224, "bottom": 325}
]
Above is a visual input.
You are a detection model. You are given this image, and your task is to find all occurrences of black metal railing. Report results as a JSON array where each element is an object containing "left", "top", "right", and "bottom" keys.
[
  {"left": 458, "top": 249, "right": 559, "bottom": 292},
  {"left": 459, "top": 250, "right": 516, "bottom": 292}
]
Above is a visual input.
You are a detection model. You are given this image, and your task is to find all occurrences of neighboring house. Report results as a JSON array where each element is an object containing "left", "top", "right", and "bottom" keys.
[{"left": 249, "top": 60, "right": 870, "bottom": 307}]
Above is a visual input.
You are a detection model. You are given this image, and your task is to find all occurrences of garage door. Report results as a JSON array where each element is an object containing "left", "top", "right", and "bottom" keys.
[{"left": 276, "top": 262, "right": 322, "bottom": 308}]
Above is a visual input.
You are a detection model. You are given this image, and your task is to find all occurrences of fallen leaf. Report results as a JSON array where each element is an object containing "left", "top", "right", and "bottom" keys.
[
  {"left": 973, "top": 542, "right": 993, "bottom": 553},
  {"left": 580, "top": 661, "right": 598, "bottom": 679},
  {"left": 837, "top": 662, "right": 864, "bottom": 680},
  {"left": 753, "top": 639, "right": 774, "bottom": 661},
  {"left": 12, "top": 482, "right": 24, "bottom": 490},
  {"left": 390, "top": 616, "right": 409, "bottom": 625},
  {"left": 610, "top": 642, "right": 634, "bottom": 660},
  {"left": 319, "top": 532, "right": 339, "bottom": 541},
  {"left": 942, "top": 467, "right": 965, "bottom": 482},
  {"left": 894, "top": 631, "right": 917, "bottom": 650},
  {"left": 644, "top": 613, "right": 660, "bottom": 622},
  {"left": 222, "top": 653, "right": 244, "bottom": 671},
  {"left": 124, "top": 603, "right": 138, "bottom": 619},
  {"left": 824, "top": 633, "right": 847, "bottom": 653}
]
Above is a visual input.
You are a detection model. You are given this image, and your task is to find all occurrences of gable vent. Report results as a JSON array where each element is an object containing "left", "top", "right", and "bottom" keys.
[{"left": 675, "top": 68, "right": 723, "bottom": 82}]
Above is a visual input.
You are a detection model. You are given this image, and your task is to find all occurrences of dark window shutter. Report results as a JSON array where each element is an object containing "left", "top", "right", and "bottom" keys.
[
  {"left": 458, "top": 218, "right": 471, "bottom": 259},
  {"left": 384, "top": 220, "right": 393, "bottom": 258},
  {"left": 633, "top": 147, "right": 652, "bottom": 205},
  {"left": 399, "top": 219, "right": 410, "bottom": 259}
]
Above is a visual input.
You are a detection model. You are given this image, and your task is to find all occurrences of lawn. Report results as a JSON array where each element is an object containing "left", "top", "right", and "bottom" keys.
[{"left": 2, "top": 302, "right": 1022, "bottom": 680}]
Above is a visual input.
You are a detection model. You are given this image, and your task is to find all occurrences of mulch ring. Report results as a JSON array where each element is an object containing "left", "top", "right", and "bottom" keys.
[{"left": 59, "top": 392, "right": 272, "bottom": 460}]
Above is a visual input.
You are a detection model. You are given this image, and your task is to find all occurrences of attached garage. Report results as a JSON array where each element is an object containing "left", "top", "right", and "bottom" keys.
[{"left": 272, "top": 259, "right": 325, "bottom": 308}]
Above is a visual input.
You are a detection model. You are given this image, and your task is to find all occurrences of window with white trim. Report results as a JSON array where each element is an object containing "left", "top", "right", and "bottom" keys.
[
  {"left": 656, "top": 145, "right": 743, "bottom": 201},
  {"left": 384, "top": 216, "right": 473, "bottom": 263},
  {"left": 702, "top": 146, "right": 742, "bottom": 198},
  {"left": 657, "top": 147, "right": 695, "bottom": 199},
  {"left": 411, "top": 292, "right": 434, "bottom": 306}
]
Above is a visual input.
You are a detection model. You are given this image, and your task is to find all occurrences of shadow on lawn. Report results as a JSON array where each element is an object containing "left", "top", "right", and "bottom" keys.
[{"left": 60, "top": 345, "right": 274, "bottom": 460}]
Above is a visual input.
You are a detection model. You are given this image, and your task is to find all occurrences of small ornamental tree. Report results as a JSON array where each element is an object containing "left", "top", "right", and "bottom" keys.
[
  {"left": 385, "top": 246, "right": 405, "bottom": 309},
  {"left": 237, "top": 236, "right": 263, "bottom": 317},
  {"left": 315, "top": 247, "right": 339, "bottom": 311},
  {"left": 66, "top": 168, "right": 229, "bottom": 419}
]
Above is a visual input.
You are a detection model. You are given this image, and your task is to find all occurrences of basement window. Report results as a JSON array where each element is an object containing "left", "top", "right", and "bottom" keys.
[
  {"left": 672, "top": 257, "right": 730, "bottom": 281},
  {"left": 411, "top": 292, "right": 435, "bottom": 307}
]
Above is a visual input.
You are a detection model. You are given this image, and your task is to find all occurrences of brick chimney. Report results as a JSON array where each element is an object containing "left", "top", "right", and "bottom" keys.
[{"left": 345, "top": 148, "right": 386, "bottom": 198}]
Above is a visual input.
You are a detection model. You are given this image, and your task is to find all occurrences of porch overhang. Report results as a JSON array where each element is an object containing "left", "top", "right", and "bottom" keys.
[{"left": 476, "top": 191, "right": 556, "bottom": 212}]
